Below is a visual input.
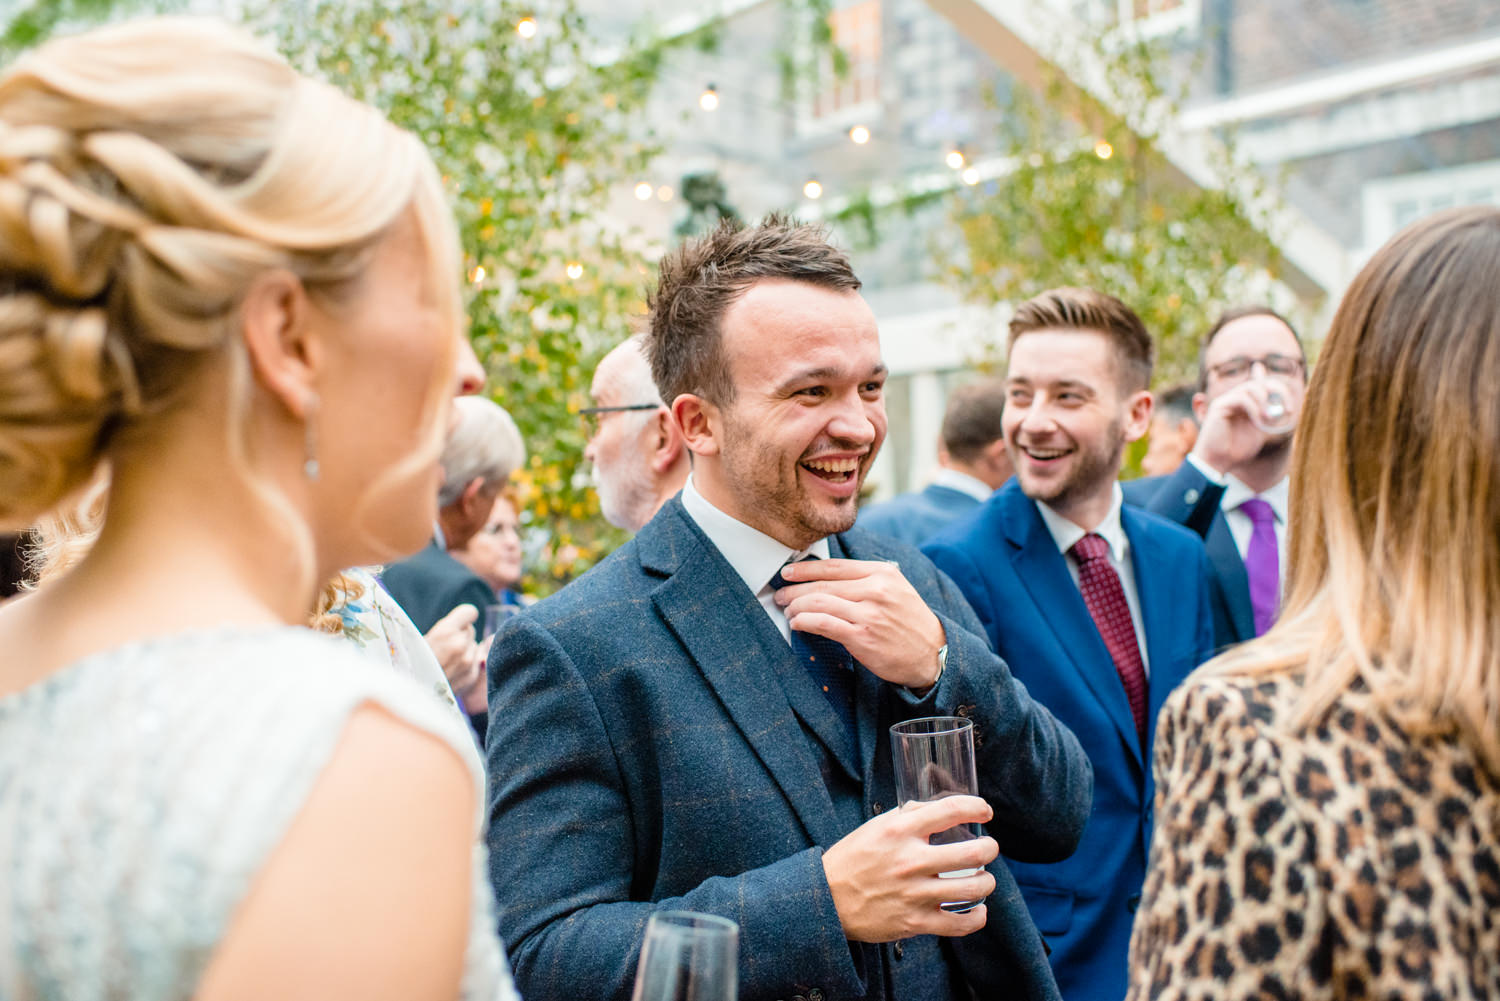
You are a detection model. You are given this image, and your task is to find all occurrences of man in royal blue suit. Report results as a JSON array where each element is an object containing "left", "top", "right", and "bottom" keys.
[
  {"left": 485, "top": 218, "right": 1092, "bottom": 1001},
  {"left": 924, "top": 288, "right": 1216, "bottom": 1001},
  {"left": 857, "top": 379, "right": 1012, "bottom": 546},
  {"left": 1122, "top": 307, "right": 1307, "bottom": 648}
]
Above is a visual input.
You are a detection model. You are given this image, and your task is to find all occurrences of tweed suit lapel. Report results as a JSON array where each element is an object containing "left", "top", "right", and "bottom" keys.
[
  {"left": 827, "top": 533, "right": 885, "bottom": 787},
  {"left": 1000, "top": 485, "right": 1144, "bottom": 771},
  {"left": 641, "top": 502, "right": 846, "bottom": 848}
]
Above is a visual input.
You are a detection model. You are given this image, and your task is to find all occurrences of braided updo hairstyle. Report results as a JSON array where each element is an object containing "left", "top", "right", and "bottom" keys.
[{"left": 0, "top": 18, "right": 460, "bottom": 534}]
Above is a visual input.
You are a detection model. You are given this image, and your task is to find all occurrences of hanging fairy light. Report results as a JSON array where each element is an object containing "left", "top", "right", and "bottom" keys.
[
  {"left": 849, "top": 125, "right": 871, "bottom": 145},
  {"left": 656, "top": 185, "right": 674, "bottom": 202},
  {"left": 516, "top": 16, "right": 538, "bottom": 38},
  {"left": 469, "top": 265, "right": 486, "bottom": 284},
  {"left": 1094, "top": 140, "right": 1114, "bottom": 160},
  {"left": 566, "top": 261, "right": 584, "bottom": 280},
  {"left": 803, "top": 179, "right": 823, "bottom": 200},
  {"left": 633, "top": 182, "right": 653, "bottom": 201},
  {"left": 961, "top": 166, "right": 980, "bottom": 186},
  {"left": 699, "top": 84, "right": 719, "bottom": 112},
  {"left": 945, "top": 148, "right": 966, "bottom": 170}
]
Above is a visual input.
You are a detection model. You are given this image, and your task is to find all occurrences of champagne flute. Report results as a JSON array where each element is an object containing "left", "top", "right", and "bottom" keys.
[
  {"left": 630, "top": 911, "right": 739, "bottom": 1001},
  {"left": 889, "top": 716, "right": 984, "bottom": 912}
]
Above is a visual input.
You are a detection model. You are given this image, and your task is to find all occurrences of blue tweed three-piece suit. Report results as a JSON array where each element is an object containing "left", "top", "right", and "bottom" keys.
[{"left": 484, "top": 497, "right": 1093, "bottom": 1001}]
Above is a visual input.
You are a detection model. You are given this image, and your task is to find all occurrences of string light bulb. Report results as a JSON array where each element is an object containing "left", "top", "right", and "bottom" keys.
[
  {"left": 656, "top": 185, "right": 674, "bottom": 202},
  {"left": 945, "top": 148, "right": 966, "bottom": 170},
  {"left": 961, "top": 167, "right": 980, "bottom": 186},
  {"left": 469, "top": 265, "right": 486, "bottom": 284},
  {"left": 699, "top": 84, "right": 719, "bottom": 112},
  {"left": 803, "top": 179, "right": 823, "bottom": 200},
  {"left": 566, "top": 261, "right": 584, "bottom": 280},
  {"left": 1094, "top": 140, "right": 1114, "bottom": 160},
  {"left": 516, "top": 16, "right": 538, "bottom": 38},
  {"left": 849, "top": 125, "right": 870, "bottom": 145},
  {"left": 633, "top": 182, "right": 653, "bottom": 201}
]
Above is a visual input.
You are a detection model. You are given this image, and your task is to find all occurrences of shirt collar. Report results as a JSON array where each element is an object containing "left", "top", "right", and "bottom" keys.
[
  {"left": 1035, "top": 482, "right": 1130, "bottom": 562},
  {"left": 680, "top": 476, "right": 830, "bottom": 596},
  {"left": 1223, "top": 473, "right": 1290, "bottom": 525},
  {"left": 932, "top": 467, "right": 994, "bottom": 504}
]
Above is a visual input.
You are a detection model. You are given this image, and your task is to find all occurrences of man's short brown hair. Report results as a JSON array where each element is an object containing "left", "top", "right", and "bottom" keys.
[
  {"left": 941, "top": 380, "right": 1007, "bottom": 463},
  {"left": 1007, "top": 287, "right": 1153, "bottom": 392},
  {"left": 643, "top": 214, "right": 862, "bottom": 406}
]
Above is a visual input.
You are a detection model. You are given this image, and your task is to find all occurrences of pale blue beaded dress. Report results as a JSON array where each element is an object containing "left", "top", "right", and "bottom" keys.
[{"left": 0, "top": 627, "right": 519, "bottom": 1001}]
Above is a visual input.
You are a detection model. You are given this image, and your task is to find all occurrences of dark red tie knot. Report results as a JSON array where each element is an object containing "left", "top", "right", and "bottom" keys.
[{"left": 1070, "top": 533, "right": 1110, "bottom": 564}]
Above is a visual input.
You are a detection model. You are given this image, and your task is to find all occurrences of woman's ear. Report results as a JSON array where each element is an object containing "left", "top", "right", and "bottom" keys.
[{"left": 239, "top": 269, "right": 320, "bottom": 419}]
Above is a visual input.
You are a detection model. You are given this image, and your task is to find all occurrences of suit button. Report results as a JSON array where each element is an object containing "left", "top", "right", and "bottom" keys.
[
  {"left": 872, "top": 801, "right": 884, "bottom": 815},
  {"left": 792, "top": 996, "right": 807, "bottom": 1001},
  {"left": 955, "top": 704, "right": 974, "bottom": 718},
  {"left": 894, "top": 941, "right": 905, "bottom": 961},
  {"left": 808, "top": 991, "right": 824, "bottom": 1001},
  {"left": 1184, "top": 488, "right": 1200, "bottom": 504}
]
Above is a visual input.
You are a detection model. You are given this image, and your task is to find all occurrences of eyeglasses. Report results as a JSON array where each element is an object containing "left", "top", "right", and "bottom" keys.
[
  {"left": 579, "top": 403, "right": 659, "bottom": 436},
  {"left": 1207, "top": 353, "right": 1304, "bottom": 383}
]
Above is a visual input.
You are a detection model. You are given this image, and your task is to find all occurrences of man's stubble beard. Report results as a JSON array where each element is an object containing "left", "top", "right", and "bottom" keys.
[{"left": 719, "top": 411, "right": 867, "bottom": 549}]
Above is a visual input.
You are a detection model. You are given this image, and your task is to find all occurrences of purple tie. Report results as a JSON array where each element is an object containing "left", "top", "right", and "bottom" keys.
[{"left": 1239, "top": 498, "right": 1280, "bottom": 636}]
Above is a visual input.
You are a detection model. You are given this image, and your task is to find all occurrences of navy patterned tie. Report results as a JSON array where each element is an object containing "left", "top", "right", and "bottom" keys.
[{"left": 771, "top": 555, "right": 858, "bottom": 754}]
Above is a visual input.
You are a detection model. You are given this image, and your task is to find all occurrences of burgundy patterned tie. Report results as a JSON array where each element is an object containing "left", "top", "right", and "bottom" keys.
[{"left": 1069, "top": 533, "right": 1148, "bottom": 745}]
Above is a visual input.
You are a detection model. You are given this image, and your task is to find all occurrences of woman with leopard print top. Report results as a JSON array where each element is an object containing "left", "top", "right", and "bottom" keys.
[{"left": 1126, "top": 205, "right": 1500, "bottom": 1001}]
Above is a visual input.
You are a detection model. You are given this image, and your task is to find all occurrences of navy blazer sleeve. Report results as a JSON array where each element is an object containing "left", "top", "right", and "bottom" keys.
[
  {"left": 1128, "top": 462, "right": 1227, "bottom": 541},
  {"left": 484, "top": 614, "right": 865, "bottom": 1001}
]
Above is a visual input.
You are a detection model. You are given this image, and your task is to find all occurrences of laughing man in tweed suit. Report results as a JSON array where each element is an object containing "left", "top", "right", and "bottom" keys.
[{"left": 484, "top": 217, "right": 1092, "bottom": 1001}]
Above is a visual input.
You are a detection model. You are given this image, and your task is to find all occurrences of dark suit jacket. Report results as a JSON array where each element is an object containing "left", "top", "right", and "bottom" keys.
[
  {"left": 1121, "top": 462, "right": 1254, "bottom": 647},
  {"left": 379, "top": 538, "right": 494, "bottom": 638},
  {"left": 923, "top": 482, "right": 1215, "bottom": 1001},
  {"left": 856, "top": 483, "right": 986, "bottom": 547},
  {"left": 484, "top": 497, "right": 1093, "bottom": 1001}
]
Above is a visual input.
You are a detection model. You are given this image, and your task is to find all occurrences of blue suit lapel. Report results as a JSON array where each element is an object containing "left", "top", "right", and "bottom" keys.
[
  {"left": 1206, "top": 512, "right": 1255, "bottom": 641},
  {"left": 1122, "top": 508, "right": 1182, "bottom": 788},
  {"left": 643, "top": 506, "right": 847, "bottom": 848},
  {"left": 1001, "top": 487, "right": 1144, "bottom": 772}
]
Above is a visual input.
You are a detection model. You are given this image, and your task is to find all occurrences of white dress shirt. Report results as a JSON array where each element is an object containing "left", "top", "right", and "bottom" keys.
[
  {"left": 1184, "top": 454, "right": 1289, "bottom": 588},
  {"left": 680, "top": 476, "right": 827, "bottom": 645},
  {"left": 1035, "top": 483, "right": 1150, "bottom": 676},
  {"left": 931, "top": 467, "right": 994, "bottom": 504}
]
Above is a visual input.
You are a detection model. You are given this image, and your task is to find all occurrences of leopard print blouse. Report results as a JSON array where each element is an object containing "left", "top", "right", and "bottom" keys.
[{"left": 1126, "top": 672, "right": 1500, "bottom": 1000}]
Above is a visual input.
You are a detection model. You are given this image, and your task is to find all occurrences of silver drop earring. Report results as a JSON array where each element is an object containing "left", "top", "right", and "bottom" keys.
[{"left": 303, "top": 392, "right": 320, "bottom": 482}]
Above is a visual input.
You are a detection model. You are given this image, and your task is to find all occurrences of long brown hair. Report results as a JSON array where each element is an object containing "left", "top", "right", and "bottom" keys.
[{"left": 1209, "top": 205, "right": 1500, "bottom": 776}]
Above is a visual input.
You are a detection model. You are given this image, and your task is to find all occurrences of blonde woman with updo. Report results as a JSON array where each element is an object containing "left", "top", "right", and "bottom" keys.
[
  {"left": 0, "top": 19, "right": 518, "bottom": 1001},
  {"left": 1126, "top": 206, "right": 1500, "bottom": 998}
]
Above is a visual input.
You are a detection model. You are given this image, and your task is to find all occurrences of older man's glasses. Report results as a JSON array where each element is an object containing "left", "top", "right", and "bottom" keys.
[
  {"left": 1207, "top": 354, "right": 1304, "bottom": 383},
  {"left": 579, "top": 403, "right": 659, "bottom": 436}
]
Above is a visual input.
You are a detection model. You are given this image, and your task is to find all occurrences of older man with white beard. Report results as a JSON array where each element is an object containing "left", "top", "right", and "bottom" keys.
[{"left": 582, "top": 335, "right": 690, "bottom": 532}]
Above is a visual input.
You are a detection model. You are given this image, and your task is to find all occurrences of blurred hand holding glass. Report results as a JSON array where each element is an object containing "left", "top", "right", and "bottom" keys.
[
  {"left": 630, "top": 911, "right": 738, "bottom": 1001},
  {"left": 1207, "top": 353, "right": 1303, "bottom": 435},
  {"left": 889, "top": 716, "right": 985, "bottom": 912}
]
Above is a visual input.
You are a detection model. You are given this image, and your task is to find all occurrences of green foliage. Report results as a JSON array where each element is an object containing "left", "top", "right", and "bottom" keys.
[
  {"left": 943, "top": 31, "right": 1289, "bottom": 386},
  {"left": 675, "top": 170, "right": 741, "bottom": 239},
  {"left": 0, "top": 0, "right": 146, "bottom": 56},
  {"left": 260, "top": 0, "right": 684, "bottom": 588}
]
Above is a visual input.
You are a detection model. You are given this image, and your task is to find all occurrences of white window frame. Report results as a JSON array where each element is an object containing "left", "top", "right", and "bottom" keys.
[{"left": 1362, "top": 159, "right": 1500, "bottom": 254}]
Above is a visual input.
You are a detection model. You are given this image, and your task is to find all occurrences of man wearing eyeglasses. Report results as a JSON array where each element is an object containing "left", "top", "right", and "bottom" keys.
[
  {"left": 581, "top": 335, "right": 690, "bottom": 533},
  {"left": 1124, "top": 306, "right": 1307, "bottom": 647}
]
